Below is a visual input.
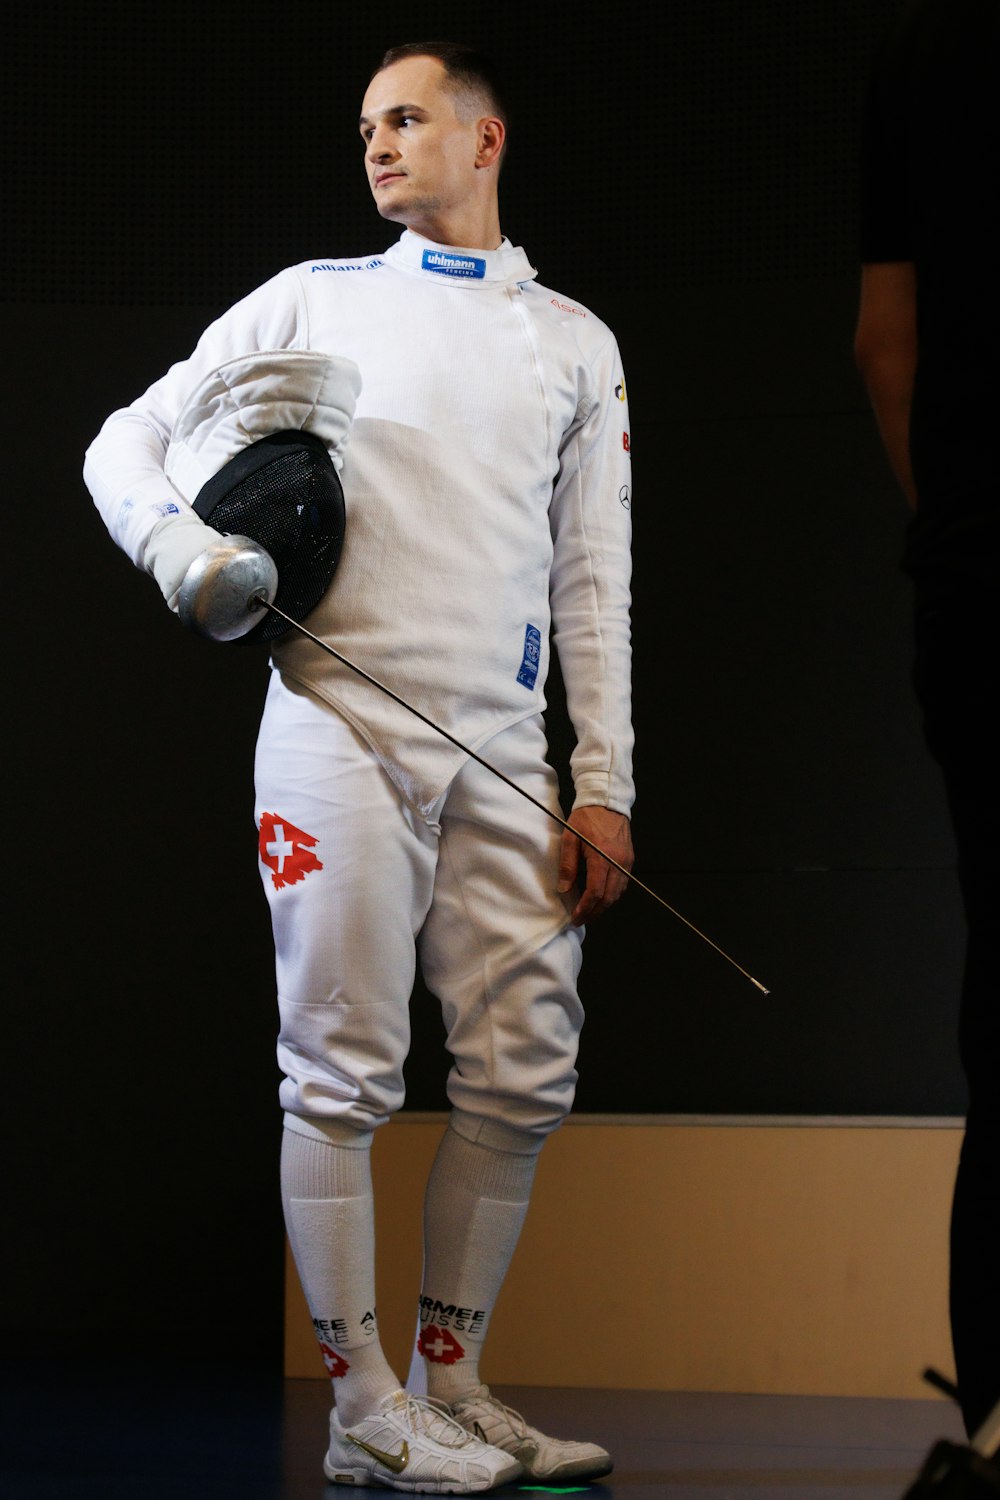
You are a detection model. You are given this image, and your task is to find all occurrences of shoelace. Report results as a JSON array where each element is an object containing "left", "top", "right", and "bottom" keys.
[
  {"left": 389, "top": 1393, "right": 480, "bottom": 1450},
  {"left": 465, "top": 1391, "right": 529, "bottom": 1441}
]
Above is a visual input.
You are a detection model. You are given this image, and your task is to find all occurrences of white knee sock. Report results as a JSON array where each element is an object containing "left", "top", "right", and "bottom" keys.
[
  {"left": 418, "top": 1119, "right": 541, "bottom": 1403},
  {"left": 281, "top": 1123, "right": 400, "bottom": 1426}
]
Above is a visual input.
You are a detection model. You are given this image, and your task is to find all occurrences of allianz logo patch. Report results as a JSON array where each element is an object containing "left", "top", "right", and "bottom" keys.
[
  {"left": 517, "top": 624, "right": 542, "bottom": 690},
  {"left": 310, "top": 258, "right": 384, "bottom": 273},
  {"left": 421, "top": 249, "right": 486, "bottom": 279}
]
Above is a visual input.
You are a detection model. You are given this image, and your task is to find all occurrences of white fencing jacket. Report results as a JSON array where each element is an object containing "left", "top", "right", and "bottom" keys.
[{"left": 85, "top": 230, "right": 634, "bottom": 818}]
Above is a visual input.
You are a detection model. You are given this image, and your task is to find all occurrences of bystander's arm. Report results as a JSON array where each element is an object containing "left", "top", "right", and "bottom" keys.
[{"left": 854, "top": 260, "right": 920, "bottom": 510}]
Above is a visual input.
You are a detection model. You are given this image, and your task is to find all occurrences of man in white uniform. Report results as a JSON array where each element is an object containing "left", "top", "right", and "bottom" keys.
[{"left": 85, "top": 41, "right": 634, "bottom": 1494}]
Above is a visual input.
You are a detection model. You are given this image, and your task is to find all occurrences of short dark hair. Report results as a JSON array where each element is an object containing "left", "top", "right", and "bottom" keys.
[{"left": 373, "top": 41, "right": 509, "bottom": 136}]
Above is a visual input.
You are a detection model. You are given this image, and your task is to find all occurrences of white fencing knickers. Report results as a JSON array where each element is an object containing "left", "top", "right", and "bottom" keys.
[{"left": 253, "top": 671, "right": 586, "bottom": 1144}]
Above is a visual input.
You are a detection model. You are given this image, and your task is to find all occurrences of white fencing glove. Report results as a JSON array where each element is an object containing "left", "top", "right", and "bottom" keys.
[{"left": 144, "top": 506, "right": 228, "bottom": 612}]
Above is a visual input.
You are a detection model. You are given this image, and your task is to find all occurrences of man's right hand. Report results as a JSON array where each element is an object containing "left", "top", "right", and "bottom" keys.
[{"left": 144, "top": 508, "right": 227, "bottom": 611}]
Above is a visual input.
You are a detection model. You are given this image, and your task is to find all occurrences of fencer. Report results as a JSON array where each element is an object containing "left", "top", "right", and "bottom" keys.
[{"left": 84, "top": 41, "right": 634, "bottom": 1495}]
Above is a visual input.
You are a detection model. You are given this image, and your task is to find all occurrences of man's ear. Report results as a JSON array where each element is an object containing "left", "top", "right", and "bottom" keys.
[{"left": 476, "top": 116, "right": 505, "bottom": 168}]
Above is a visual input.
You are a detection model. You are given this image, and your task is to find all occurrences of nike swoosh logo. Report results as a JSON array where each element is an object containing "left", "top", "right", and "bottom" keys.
[{"left": 347, "top": 1433, "right": 410, "bottom": 1474}]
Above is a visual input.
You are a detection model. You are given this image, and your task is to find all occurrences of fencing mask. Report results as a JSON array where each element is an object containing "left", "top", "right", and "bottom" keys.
[{"left": 164, "top": 349, "right": 361, "bottom": 642}]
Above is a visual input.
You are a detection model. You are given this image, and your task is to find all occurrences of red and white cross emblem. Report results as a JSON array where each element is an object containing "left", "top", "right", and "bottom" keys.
[
  {"left": 319, "top": 1342, "right": 350, "bottom": 1379},
  {"left": 258, "top": 811, "right": 323, "bottom": 891},
  {"left": 417, "top": 1324, "right": 465, "bottom": 1365}
]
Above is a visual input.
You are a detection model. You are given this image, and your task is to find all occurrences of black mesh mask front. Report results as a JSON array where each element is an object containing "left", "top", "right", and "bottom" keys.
[{"left": 192, "top": 429, "right": 346, "bottom": 642}]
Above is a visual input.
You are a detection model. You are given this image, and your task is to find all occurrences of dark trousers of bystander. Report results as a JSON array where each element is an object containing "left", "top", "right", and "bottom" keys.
[{"left": 913, "top": 579, "right": 999, "bottom": 1440}]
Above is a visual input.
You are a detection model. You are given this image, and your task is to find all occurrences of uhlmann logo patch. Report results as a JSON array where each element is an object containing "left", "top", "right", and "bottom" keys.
[{"left": 421, "top": 249, "right": 486, "bottom": 279}]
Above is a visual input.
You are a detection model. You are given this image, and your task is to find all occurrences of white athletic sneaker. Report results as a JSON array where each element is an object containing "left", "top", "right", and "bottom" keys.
[
  {"left": 323, "top": 1389, "right": 523, "bottom": 1493},
  {"left": 448, "top": 1385, "right": 613, "bottom": 1483}
]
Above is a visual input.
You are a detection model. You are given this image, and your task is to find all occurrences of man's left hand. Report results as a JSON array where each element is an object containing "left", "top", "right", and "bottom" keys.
[{"left": 557, "top": 806, "right": 634, "bottom": 925}]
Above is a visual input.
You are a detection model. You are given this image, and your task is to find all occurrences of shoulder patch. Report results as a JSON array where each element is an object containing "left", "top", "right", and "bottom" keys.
[
  {"left": 550, "top": 296, "right": 587, "bottom": 318},
  {"left": 310, "top": 257, "right": 385, "bottom": 273}
]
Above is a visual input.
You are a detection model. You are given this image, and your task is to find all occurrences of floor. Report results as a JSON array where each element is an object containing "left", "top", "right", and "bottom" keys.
[{"left": 0, "top": 1361, "right": 971, "bottom": 1499}]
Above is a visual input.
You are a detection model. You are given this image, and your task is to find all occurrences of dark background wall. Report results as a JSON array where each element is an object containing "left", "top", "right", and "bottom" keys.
[{"left": 3, "top": 0, "right": 962, "bottom": 1361}]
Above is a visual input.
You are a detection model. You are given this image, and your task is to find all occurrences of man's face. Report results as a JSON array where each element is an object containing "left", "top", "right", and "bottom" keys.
[{"left": 359, "top": 56, "right": 484, "bottom": 231}]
